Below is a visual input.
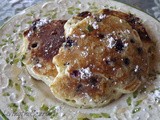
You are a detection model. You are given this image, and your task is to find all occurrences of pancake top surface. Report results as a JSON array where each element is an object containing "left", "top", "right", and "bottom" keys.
[
  {"left": 51, "top": 9, "right": 154, "bottom": 107},
  {"left": 23, "top": 19, "right": 66, "bottom": 78}
]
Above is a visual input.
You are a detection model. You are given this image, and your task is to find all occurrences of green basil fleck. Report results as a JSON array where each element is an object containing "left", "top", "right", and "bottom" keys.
[
  {"left": 133, "top": 91, "right": 138, "bottom": 98},
  {"left": 3, "top": 92, "right": 10, "bottom": 96},
  {"left": 27, "top": 21, "right": 33, "bottom": 25},
  {"left": 24, "top": 86, "right": 32, "bottom": 92},
  {"left": 0, "top": 43, "right": 6, "bottom": 47},
  {"left": 8, "top": 103, "right": 18, "bottom": 112},
  {"left": 77, "top": 118, "right": 90, "bottom": 120},
  {"left": 13, "top": 29, "right": 17, "bottom": 33},
  {"left": 6, "top": 34, "right": 11, "bottom": 37},
  {"left": 101, "top": 113, "right": 111, "bottom": 118},
  {"left": 47, "top": 106, "right": 58, "bottom": 118},
  {"left": 67, "top": 7, "right": 80, "bottom": 15},
  {"left": 19, "top": 33, "right": 23, "bottom": 39},
  {"left": 9, "top": 53, "right": 14, "bottom": 59},
  {"left": 90, "top": 113, "right": 102, "bottom": 118},
  {"left": 8, "top": 79, "right": 13, "bottom": 87},
  {"left": 26, "top": 94, "right": 35, "bottom": 102},
  {"left": 13, "top": 58, "right": 19, "bottom": 64},
  {"left": 24, "top": 105, "right": 29, "bottom": 111},
  {"left": 126, "top": 96, "right": 132, "bottom": 106},
  {"left": 132, "top": 107, "right": 141, "bottom": 114},
  {"left": 15, "top": 24, "right": 20, "bottom": 27},
  {"left": 40, "top": 104, "right": 49, "bottom": 111},
  {"left": 26, "top": 13, "right": 33, "bottom": 16},
  {"left": 135, "top": 100, "right": 143, "bottom": 106},
  {"left": 15, "top": 83, "right": 21, "bottom": 91},
  {"left": 22, "top": 101, "right": 29, "bottom": 111},
  {"left": 5, "top": 58, "right": 10, "bottom": 64}
]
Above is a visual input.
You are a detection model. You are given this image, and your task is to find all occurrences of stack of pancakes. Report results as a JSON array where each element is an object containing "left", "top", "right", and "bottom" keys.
[{"left": 20, "top": 9, "right": 155, "bottom": 108}]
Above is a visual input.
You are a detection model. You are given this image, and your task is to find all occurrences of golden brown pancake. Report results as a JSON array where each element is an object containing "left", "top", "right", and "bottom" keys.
[
  {"left": 21, "top": 19, "right": 66, "bottom": 86},
  {"left": 51, "top": 9, "right": 154, "bottom": 107}
]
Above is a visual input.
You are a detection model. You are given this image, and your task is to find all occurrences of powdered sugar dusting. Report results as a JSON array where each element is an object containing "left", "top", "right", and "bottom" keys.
[
  {"left": 35, "top": 63, "right": 42, "bottom": 68},
  {"left": 134, "top": 65, "right": 139, "bottom": 72},
  {"left": 107, "top": 36, "right": 116, "bottom": 48},
  {"left": 79, "top": 67, "right": 92, "bottom": 79},
  {"left": 35, "top": 18, "right": 51, "bottom": 29},
  {"left": 27, "top": 30, "right": 33, "bottom": 37},
  {"left": 92, "top": 22, "right": 99, "bottom": 29},
  {"left": 99, "top": 14, "right": 106, "bottom": 19},
  {"left": 27, "top": 18, "right": 51, "bottom": 37}
]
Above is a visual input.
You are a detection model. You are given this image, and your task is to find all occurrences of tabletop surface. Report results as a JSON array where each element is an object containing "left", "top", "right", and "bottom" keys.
[
  {"left": 0, "top": 0, "right": 160, "bottom": 26},
  {"left": 0, "top": 0, "right": 160, "bottom": 120}
]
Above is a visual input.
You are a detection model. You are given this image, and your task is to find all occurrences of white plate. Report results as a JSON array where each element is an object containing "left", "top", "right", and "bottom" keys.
[{"left": 0, "top": 0, "right": 160, "bottom": 120}]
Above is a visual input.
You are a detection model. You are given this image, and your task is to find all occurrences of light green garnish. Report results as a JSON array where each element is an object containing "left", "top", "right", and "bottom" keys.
[
  {"left": 101, "top": 113, "right": 111, "bottom": 118},
  {"left": 22, "top": 101, "right": 29, "bottom": 111},
  {"left": 126, "top": 96, "right": 132, "bottom": 106},
  {"left": 44, "top": 10, "right": 57, "bottom": 19},
  {"left": 13, "top": 58, "right": 19, "bottom": 64},
  {"left": 8, "top": 103, "right": 18, "bottom": 112},
  {"left": 77, "top": 118, "right": 90, "bottom": 120},
  {"left": 27, "top": 21, "right": 33, "bottom": 25},
  {"left": 67, "top": 7, "right": 80, "bottom": 15},
  {"left": 8, "top": 79, "right": 13, "bottom": 87},
  {"left": 87, "top": 2, "right": 98, "bottom": 12},
  {"left": 77, "top": 0, "right": 81, "bottom": 4},
  {"left": 90, "top": 113, "right": 102, "bottom": 118},
  {"left": 135, "top": 100, "right": 143, "bottom": 106},
  {"left": 26, "top": 13, "right": 33, "bottom": 16},
  {"left": 47, "top": 106, "right": 58, "bottom": 118},
  {"left": 26, "top": 94, "right": 35, "bottom": 102},
  {"left": 133, "top": 91, "right": 138, "bottom": 98},
  {"left": 0, "top": 43, "right": 6, "bottom": 47},
  {"left": 15, "top": 83, "right": 21, "bottom": 92},
  {"left": 21, "top": 55, "right": 26, "bottom": 60},
  {"left": 109, "top": 6, "right": 117, "bottom": 9},
  {"left": 6, "top": 34, "right": 11, "bottom": 37},
  {"left": 26, "top": 11, "right": 35, "bottom": 16},
  {"left": 24, "top": 86, "right": 32, "bottom": 92},
  {"left": 13, "top": 29, "right": 17, "bottom": 33},
  {"left": 51, "top": 12, "right": 57, "bottom": 19},
  {"left": 2, "top": 39, "right": 8, "bottom": 43},
  {"left": 0, "top": 109, "right": 9, "bottom": 120},
  {"left": 65, "top": 99, "right": 75, "bottom": 103},
  {"left": 18, "top": 33, "right": 23, "bottom": 39},
  {"left": 40, "top": 104, "right": 49, "bottom": 111},
  {"left": 15, "top": 24, "right": 20, "bottom": 27},
  {"left": 2, "top": 92, "right": 10, "bottom": 96},
  {"left": 104, "top": 4, "right": 109, "bottom": 8},
  {"left": 5, "top": 58, "right": 9, "bottom": 64},
  {"left": 132, "top": 107, "right": 141, "bottom": 114},
  {"left": 9, "top": 53, "right": 14, "bottom": 59},
  {"left": 89, "top": 113, "right": 111, "bottom": 118},
  {"left": 65, "top": 99, "right": 70, "bottom": 101}
]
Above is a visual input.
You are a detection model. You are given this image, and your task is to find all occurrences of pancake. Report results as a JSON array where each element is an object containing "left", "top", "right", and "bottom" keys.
[
  {"left": 51, "top": 9, "right": 155, "bottom": 108},
  {"left": 21, "top": 19, "right": 66, "bottom": 86}
]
